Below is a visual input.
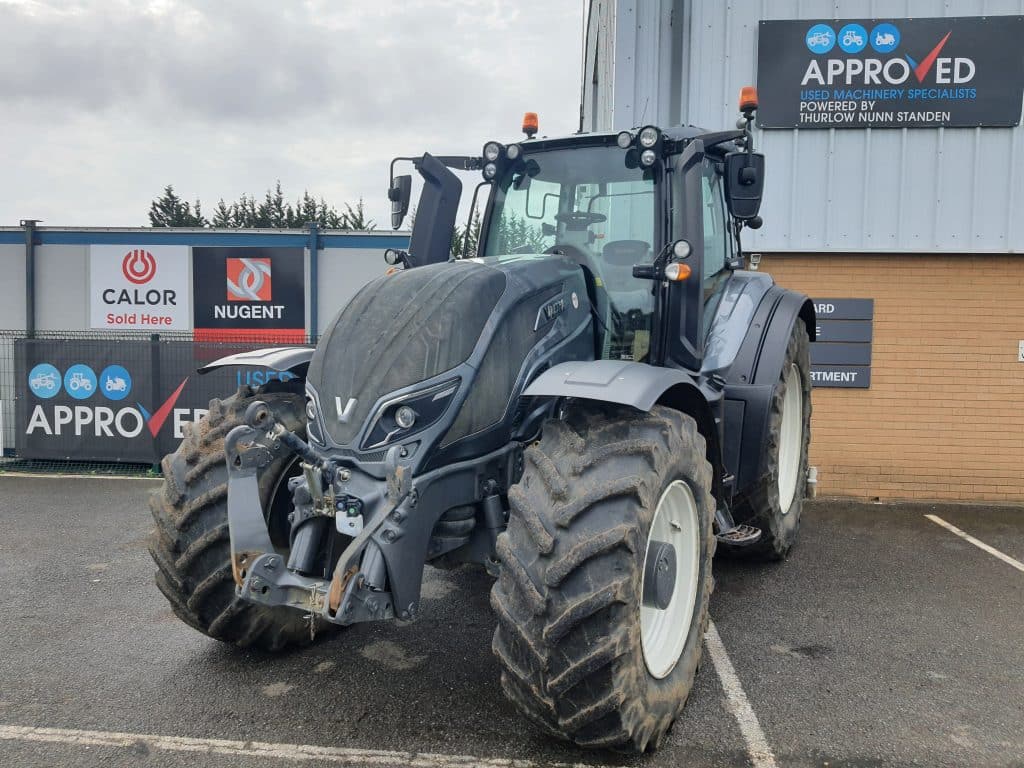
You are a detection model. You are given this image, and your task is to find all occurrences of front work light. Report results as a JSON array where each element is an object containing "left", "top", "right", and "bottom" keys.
[
  {"left": 482, "top": 162, "right": 498, "bottom": 180},
  {"left": 616, "top": 131, "right": 633, "bottom": 148},
  {"left": 638, "top": 126, "right": 660, "bottom": 148},
  {"left": 483, "top": 142, "right": 502, "bottom": 162},
  {"left": 505, "top": 143, "right": 522, "bottom": 160},
  {"left": 640, "top": 149, "right": 657, "bottom": 167}
]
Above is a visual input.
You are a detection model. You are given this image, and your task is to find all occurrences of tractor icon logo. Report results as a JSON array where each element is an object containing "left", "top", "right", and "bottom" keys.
[
  {"left": 68, "top": 372, "right": 93, "bottom": 392},
  {"left": 838, "top": 23, "right": 868, "bottom": 53},
  {"left": 28, "top": 363, "right": 62, "bottom": 398},
  {"left": 99, "top": 364, "right": 133, "bottom": 401},
  {"left": 64, "top": 364, "right": 98, "bottom": 400},
  {"left": 805, "top": 24, "right": 835, "bottom": 54}
]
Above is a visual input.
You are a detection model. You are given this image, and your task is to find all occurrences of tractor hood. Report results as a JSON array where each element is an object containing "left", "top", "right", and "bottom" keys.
[
  {"left": 304, "top": 254, "right": 594, "bottom": 466},
  {"left": 307, "top": 261, "right": 507, "bottom": 447}
]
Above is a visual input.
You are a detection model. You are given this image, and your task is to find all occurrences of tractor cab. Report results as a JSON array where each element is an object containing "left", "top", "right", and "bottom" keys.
[{"left": 388, "top": 91, "right": 767, "bottom": 373}]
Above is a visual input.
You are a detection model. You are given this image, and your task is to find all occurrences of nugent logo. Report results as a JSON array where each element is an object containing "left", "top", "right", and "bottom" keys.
[{"left": 227, "top": 257, "right": 272, "bottom": 301}]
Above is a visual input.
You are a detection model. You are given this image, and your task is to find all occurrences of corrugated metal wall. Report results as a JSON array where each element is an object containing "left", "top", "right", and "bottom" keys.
[{"left": 584, "top": 0, "right": 1024, "bottom": 253}]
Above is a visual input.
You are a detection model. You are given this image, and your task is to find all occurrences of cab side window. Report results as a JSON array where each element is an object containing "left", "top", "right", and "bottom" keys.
[{"left": 701, "top": 160, "right": 729, "bottom": 284}]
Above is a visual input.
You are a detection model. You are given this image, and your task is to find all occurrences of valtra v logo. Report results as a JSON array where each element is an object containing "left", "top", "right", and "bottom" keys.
[
  {"left": 227, "top": 257, "right": 272, "bottom": 301},
  {"left": 122, "top": 249, "right": 158, "bottom": 284}
]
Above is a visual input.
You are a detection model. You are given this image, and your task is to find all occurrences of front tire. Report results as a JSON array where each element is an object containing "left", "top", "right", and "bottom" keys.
[
  {"left": 491, "top": 404, "right": 715, "bottom": 751},
  {"left": 148, "top": 387, "right": 334, "bottom": 651}
]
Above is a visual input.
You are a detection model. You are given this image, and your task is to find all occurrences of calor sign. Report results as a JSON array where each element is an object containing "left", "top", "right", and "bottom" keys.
[{"left": 90, "top": 244, "right": 190, "bottom": 330}]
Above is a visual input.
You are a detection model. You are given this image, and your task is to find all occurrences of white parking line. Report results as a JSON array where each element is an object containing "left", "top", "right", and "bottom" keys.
[
  {"left": 2, "top": 628, "right": 775, "bottom": 766},
  {"left": 705, "top": 620, "right": 779, "bottom": 768},
  {"left": 0, "top": 724, "right": 596, "bottom": 768},
  {"left": 925, "top": 514, "right": 1024, "bottom": 574}
]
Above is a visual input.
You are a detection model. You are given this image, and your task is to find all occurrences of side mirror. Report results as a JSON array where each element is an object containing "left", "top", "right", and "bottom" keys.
[
  {"left": 724, "top": 152, "right": 765, "bottom": 221},
  {"left": 388, "top": 174, "right": 412, "bottom": 230}
]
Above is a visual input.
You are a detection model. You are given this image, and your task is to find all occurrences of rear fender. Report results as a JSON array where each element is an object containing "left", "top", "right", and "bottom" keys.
[
  {"left": 523, "top": 360, "right": 726, "bottom": 505},
  {"left": 197, "top": 346, "right": 315, "bottom": 379}
]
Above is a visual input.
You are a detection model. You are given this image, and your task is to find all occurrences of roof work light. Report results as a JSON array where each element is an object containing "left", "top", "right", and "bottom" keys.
[
  {"left": 739, "top": 86, "right": 758, "bottom": 113},
  {"left": 522, "top": 112, "right": 539, "bottom": 138}
]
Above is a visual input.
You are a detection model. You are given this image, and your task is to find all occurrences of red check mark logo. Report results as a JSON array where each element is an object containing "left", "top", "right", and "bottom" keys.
[
  {"left": 136, "top": 378, "right": 189, "bottom": 437},
  {"left": 905, "top": 32, "right": 952, "bottom": 83}
]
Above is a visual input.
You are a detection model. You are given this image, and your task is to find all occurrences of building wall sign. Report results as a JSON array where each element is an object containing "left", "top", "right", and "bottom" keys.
[
  {"left": 810, "top": 298, "right": 873, "bottom": 388},
  {"left": 192, "top": 247, "right": 305, "bottom": 342},
  {"left": 756, "top": 16, "right": 1024, "bottom": 128},
  {"left": 89, "top": 245, "right": 190, "bottom": 330}
]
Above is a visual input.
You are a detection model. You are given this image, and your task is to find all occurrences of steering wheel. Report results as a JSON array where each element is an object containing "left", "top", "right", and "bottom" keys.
[
  {"left": 545, "top": 243, "right": 605, "bottom": 282},
  {"left": 555, "top": 211, "right": 607, "bottom": 230}
]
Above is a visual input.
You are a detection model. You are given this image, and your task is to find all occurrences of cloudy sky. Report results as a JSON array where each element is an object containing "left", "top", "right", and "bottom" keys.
[{"left": 0, "top": 0, "right": 584, "bottom": 229}]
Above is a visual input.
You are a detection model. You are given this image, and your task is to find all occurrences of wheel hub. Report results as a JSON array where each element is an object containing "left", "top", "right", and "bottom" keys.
[{"left": 642, "top": 541, "right": 677, "bottom": 609}]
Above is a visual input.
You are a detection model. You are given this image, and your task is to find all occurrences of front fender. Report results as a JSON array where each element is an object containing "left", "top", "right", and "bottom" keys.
[
  {"left": 523, "top": 359, "right": 703, "bottom": 412},
  {"left": 197, "top": 346, "right": 315, "bottom": 377}
]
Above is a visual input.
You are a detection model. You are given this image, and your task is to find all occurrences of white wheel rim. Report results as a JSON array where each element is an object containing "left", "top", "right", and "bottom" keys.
[
  {"left": 777, "top": 363, "right": 803, "bottom": 513},
  {"left": 640, "top": 480, "right": 701, "bottom": 679}
]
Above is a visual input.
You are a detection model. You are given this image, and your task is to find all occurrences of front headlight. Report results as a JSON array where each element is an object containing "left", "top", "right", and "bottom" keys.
[{"left": 361, "top": 378, "right": 460, "bottom": 450}]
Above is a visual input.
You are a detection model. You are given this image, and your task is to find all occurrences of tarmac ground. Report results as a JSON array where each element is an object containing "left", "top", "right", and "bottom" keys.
[{"left": 0, "top": 476, "right": 1021, "bottom": 767}]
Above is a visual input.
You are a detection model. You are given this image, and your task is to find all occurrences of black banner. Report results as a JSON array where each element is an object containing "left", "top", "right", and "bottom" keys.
[
  {"left": 193, "top": 247, "right": 305, "bottom": 342},
  {"left": 15, "top": 338, "right": 300, "bottom": 462},
  {"left": 757, "top": 16, "right": 1024, "bottom": 128}
]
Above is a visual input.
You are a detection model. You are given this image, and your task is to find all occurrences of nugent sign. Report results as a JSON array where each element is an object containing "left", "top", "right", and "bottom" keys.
[
  {"left": 756, "top": 16, "right": 1024, "bottom": 128},
  {"left": 193, "top": 247, "right": 305, "bottom": 342},
  {"left": 90, "top": 245, "right": 190, "bottom": 330}
]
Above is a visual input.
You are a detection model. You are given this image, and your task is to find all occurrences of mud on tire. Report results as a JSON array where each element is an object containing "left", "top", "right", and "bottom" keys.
[
  {"left": 148, "top": 386, "right": 334, "bottom": 651},
  {"left": 491, "top": 403, "right": 715, "bottom": 751},
  {"left": 733, "top": 319, "right": 812, "bottom": 560}
]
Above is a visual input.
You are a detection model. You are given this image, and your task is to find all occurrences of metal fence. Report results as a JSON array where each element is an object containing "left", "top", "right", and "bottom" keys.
[{"left": 0, "top": 329, "right": 315, "bottom": 470}]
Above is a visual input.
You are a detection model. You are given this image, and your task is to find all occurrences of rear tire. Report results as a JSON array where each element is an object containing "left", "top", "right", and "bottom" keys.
[
  {"left": 734, "top": 319, "right": 812, "bottom": 559},
  {"left": 491, "top": 403, "right": 715, "bottom": 751},
  {"left": 148, "top": 386, "right": 335, "bottom": 651}
]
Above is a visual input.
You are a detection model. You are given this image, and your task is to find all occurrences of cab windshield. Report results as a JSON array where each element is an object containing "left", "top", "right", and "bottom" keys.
[{"left": 482, "top": 145, "right": 657, "bottom": 361}]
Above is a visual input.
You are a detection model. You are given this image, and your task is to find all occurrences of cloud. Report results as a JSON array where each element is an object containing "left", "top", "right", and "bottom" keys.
[{"left": 0, "top": 0, "right": 583, "bottom": 226}]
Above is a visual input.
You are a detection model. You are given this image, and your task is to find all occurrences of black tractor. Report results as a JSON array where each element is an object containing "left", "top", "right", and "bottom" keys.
[{"left": 149, "top": 89, "right": 814, "bottom": 752}]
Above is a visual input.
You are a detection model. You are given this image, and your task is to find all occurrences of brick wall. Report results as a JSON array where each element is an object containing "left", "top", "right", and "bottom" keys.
[{"left": 762, "top": 253, "right": 1024, "bottom": 503}]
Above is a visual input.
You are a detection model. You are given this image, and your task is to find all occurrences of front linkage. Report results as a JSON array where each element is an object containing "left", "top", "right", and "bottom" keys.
[{"left": 225, "top": 400, "right": 518, "bottom": 627}]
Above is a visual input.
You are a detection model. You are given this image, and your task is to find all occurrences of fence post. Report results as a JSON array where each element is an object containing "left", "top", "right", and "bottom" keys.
[
  {"left": 150, "top": 332, "right": 161, "bottom": 471},
  {"left": 306, "top": 222, "right": 319, "bottom": 341},
  {"left": 20, "top": 219, "right": 40, "bottom": 338}
]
